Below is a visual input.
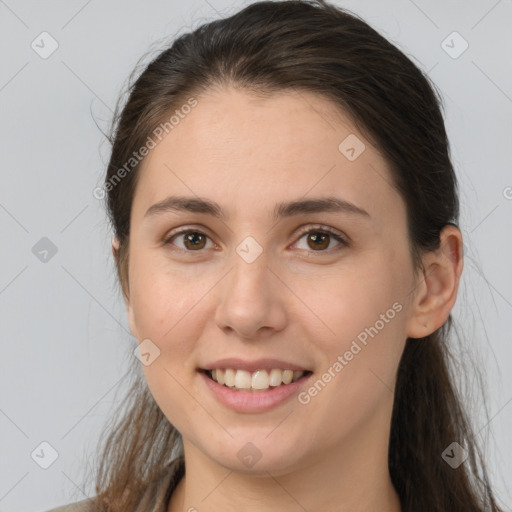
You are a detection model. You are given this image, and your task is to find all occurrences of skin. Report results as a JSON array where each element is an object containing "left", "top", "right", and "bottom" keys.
[{"left": 114, "top": 87, "right": 463, "bottom": 512}]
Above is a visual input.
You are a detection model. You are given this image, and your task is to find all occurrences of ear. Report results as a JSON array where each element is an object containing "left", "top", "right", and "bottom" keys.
[
  {"left": 111, "top": 235, "right": 120, "bottom": 260},
  {"left": 126, "top": 297, "right": 138, "bottom": 340},
  {"left": 405, "top": 225, "right": 464, "bottom": 339},
  {"left": 112, "top": 236, "right": 138, "bottom": 339}
]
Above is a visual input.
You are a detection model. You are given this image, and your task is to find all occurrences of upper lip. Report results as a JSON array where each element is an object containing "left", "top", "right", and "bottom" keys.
[{"left": 200, "top": 358, "right": 311, "bottom": 373}]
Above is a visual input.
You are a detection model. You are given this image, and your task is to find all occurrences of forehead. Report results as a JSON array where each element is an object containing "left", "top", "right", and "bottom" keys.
[{"left": 132, "top": 87, "right": 403, "bottom": 228}]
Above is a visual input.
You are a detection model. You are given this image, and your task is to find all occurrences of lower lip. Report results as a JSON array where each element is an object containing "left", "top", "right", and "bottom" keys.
[{"left": 199, "top": 370, "right": 313, "bottom": 413}]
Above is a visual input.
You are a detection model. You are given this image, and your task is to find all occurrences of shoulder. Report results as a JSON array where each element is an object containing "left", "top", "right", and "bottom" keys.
[
  {"left": 42, "top": 497, "right": 98, "bottom": 512},
  {"left": 42, "top": 456, "right": 184, "bottom": 512}
]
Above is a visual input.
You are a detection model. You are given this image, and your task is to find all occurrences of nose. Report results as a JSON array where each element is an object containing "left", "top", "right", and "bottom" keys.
[{"left": 214, "top": 247, "right": 287, "bottom": 340}]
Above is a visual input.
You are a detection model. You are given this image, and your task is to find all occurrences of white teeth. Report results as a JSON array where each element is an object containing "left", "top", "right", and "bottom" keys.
[
  {"left": 224, "top": 368, "right": 236, "bottom": 387},
  {"left": 208, "top": 368, "right": 307, "bottom": 391},
  {"left": 234, "top": 370, "right": 252, "bottom": 389},
  {"left": 252, "top": 370, "right": 269, "bottom": 389},
  {"left": 269, "top": 368, "right": 282, "bottom": 386},
  {"left": 282, "top": 370, "right": 293, "bottom": 384},
  {"left": 292, "top": 370, "right": 303, "bottom": 382}
]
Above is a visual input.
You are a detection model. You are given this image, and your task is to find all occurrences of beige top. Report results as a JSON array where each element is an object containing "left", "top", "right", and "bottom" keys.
[{"left": 43, "top": 456, "right": 185, "bottom": 512}]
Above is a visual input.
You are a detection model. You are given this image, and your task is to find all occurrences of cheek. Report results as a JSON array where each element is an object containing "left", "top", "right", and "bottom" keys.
[
  {"left": 297, "top": 259, "right": 405, "bottom": 343},
  {"left": 128, "top": 256, "right": 215, "bottom": 430},
  {"left": 297, "top": 256, "right": 408, "bottom": 399},
  {"left": 129, "top": 250, "right": 209, "bottom": 342},
  {"left": 296, "top": 271, "right": 406, "bottom": 443}
]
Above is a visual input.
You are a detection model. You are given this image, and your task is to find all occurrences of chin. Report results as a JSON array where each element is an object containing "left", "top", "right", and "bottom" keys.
[{"left": 203, "top": 437, "right": 307, "bottom": 476}]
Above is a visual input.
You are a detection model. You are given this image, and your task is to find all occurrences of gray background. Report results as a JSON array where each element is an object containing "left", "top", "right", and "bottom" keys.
[{"left": 0, "top": 0, "right": 511, "bottom": 510}]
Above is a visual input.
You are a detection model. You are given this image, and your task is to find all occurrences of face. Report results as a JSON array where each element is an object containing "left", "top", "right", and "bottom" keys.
[{"left": 124, "top": 87, "right": 420, "bottom": 475}]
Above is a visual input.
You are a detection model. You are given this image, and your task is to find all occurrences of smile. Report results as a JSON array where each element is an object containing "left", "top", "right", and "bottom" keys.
[{"left": 204, "top": 368, "right": 312, "bottom": 392}]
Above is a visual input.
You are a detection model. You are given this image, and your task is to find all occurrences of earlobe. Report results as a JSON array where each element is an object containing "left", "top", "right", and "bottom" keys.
[
  {"left": 127, "top": 303, "right": 138, "bottom": 340},
  {"left": 406, "top": 225, "right": 464, "bottom": 339},
  {"left": 112, "top": 236, "right": 128, "bottom": 303},
  {"left": 112, "top": 236, "right": 120, "bottom": 260},
  {"left": 122, "top": 270, "right": 138, "bottom": 340},
  {"left": 112, "top": 236, "right": 137, "bottom": 336}
]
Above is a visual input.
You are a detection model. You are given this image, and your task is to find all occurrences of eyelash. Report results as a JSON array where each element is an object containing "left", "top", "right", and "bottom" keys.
[{"left": 162, "top": 224, "right": 349, "bottom": 256}]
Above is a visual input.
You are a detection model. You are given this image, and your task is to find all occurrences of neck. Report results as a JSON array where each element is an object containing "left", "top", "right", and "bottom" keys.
[
  {"left": 168, "top": 397, "right": 401, "bottom": 512},
  {"left": 169, "top": 459, "right": 401, "bottom": 512}
]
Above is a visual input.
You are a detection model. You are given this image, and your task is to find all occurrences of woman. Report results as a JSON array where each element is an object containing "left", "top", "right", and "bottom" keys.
[{"left": 47, "top": 0, "right": 505, "bottom": 510}]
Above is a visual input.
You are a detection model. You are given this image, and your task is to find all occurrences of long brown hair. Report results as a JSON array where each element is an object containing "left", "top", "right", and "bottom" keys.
[{"left": 88, "top": 1, "right": 505, "bottom": 510}]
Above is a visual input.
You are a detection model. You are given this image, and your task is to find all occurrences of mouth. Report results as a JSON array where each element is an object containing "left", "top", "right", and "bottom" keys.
[{"left": 199, "top": 368, "right": 313, "bottom": 393}]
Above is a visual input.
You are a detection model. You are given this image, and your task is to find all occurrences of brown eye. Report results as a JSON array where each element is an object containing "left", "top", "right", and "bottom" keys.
[
  {"left": 306, "top": 232, "right": 330, "bottom": 250},
  {"left": 164, "top": 230, "right": 213, "bottom": 251},
  {"left": 182, "top": 232, "right": 207, "bottom": 250},
  {"left": 294, "top": 226, "right": 348, "bottom": 253},
  {"left": 164, "top": 225, "right": 348, "bottom": 255}
]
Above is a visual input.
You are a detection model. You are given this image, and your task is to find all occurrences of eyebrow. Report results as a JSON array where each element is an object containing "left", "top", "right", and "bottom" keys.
[{"left": 143, "top": 195, "right": 371, "bottom": 222}]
